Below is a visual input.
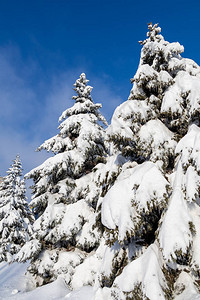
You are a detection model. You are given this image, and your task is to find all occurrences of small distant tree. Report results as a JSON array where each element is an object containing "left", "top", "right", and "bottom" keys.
[{"left": 0, "top": 155, "right": 34, "bottom": 262}]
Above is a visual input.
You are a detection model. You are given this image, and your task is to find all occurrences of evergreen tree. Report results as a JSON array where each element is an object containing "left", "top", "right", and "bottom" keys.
[
  {"left": 93, "top": 23, "right": 200, "bottom": 299},
  {"left": 16, "top": 73, "right": 109, "bottom": 286},
  {"left": 0, "top": 155, "right": 34, "bottom": 262}
]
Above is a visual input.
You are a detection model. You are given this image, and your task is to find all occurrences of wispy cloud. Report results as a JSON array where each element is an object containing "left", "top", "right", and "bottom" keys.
[{"left": 0, "top": 45, "right": 123, "bottom": 183}]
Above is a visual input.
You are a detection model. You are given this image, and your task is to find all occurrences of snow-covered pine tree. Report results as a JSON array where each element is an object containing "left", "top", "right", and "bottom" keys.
[
  {"left": 16, "top": 73, "right": 110, "bottom": 287},
  {"left": 0, "top": 155, "right": 34, "bottom": 262},
  {"left": 93, "top": 23, "right": 200, "bottom": 299}
]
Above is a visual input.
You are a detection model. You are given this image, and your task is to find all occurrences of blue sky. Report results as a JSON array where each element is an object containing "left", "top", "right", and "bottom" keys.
[{"left": 0, "top": 0, "right": 200, "bottom": 182}]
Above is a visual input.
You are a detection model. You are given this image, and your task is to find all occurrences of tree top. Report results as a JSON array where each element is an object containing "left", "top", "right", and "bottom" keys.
[{"left": 139, "top": 22, "right": 163, "bottom": 45}]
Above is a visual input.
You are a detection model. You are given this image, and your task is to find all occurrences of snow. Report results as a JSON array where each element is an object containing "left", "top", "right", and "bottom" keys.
[
  {"left": 0, "top": 262, "right": 29, "bottom": 299},
  {"left": 159, "top": 124, "right": 200, "bottom": 263},
  {"left": 174, "top": 271, "right": 200, "bottom": 300},
  {"left": 38, "top": 135, "right": 73, "bottom": 154},
  {"left": 35, "top": 201, "right": 65, "bottom": 235},
  {"left": 158, "top": 182, "right": 192, "bottom": 262},
  {"left": 159, "top": 70, "right": 173, "bottom": 86},
  {"left": 138, "top": 119, "right": 175, "bottom": 148},
  {"left": 185, "top": 166, "right": 199, "bottom": 202},
  {"left": 0, "top": 261, "right": 95, "bottom": 300},
  {"left": 134, "top": 64, "right": 159, "bottom": 82},
  {"left": 70, "top": 255, "right": 99, "bottom": 290},
  {"left": 16, "top": 278, "right": 68, "bottom": 300},
  {"left": 102, "top": 161, "right": 169, "bottom": 241},
  {"left": 101, "top": 166, "right": 135, "bottom": 234},
  {"left": 56, "top": 199, "right": 93, "bottom": 242},
  {"left": 27, "top": 151, "right": 73, "bottom": 178},
  {"left": 99, "top": 240, "right": 121, "bottom": 279},
  {"left": 112, "top": 243, "right": 166, "bottom": 300},
  {"left": 138, "top": 119, "right": 177, "bottom": 164},
  {"left": 176, "top": 124, "right": 200, "bottom": 169},
  {"left": 65, "top": 286, "right": 95, "bottom": 300},
  {"left": 15, "top": 239, "right": 41, "bottom": 262},
  {"left": 107, "top": 98, "right": 155, "bottom": 141},
  {"left": 190, "top": 204, "right": 200, "bottom": 268},
  {"left": 161, "top": 71, "right": 200, "bottom": 116}
]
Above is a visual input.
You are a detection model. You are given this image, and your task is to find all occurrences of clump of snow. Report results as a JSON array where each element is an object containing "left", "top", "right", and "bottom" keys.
[
  {"left": 176, "top": 124, "right": 200, "bottom": 170},
  {"left": 137, "top": 119, "right": 177, "bottom": 166},
  {"left": 161, "top": 72, "right": 200, "bottom": 117},
  {"left": 107, "top": 99, "right": 155, "bottom": 145},
  {"left": 174, "top": 271, "right": 200, "bottom": 300},
  {"left": 111, "top": 243, "right": 166, "bottom": 300},
  {"left": 159, "top": 124, "right": 200, "bottom": 265},
  {"left": 15, "top": 239, "right": 42, "bottom": 262},
  {"left": 65, "top": 286, "right": 95, "bottom": 300},
  {"left": 102, "top": 161, "right": 169, "bottom": 241},
  {"left": 158, "top": 163, "right": 192, "bottom": 262}
]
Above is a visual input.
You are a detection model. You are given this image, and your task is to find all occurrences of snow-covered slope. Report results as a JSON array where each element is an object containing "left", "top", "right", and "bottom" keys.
[{"left": 0, "top": 262, "right": 95, "bottom": 300}]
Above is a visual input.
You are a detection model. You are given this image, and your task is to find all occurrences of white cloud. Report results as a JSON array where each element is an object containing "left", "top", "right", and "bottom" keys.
[{"left": 0, "top": 45, "right": 123, "bottom": 193}]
